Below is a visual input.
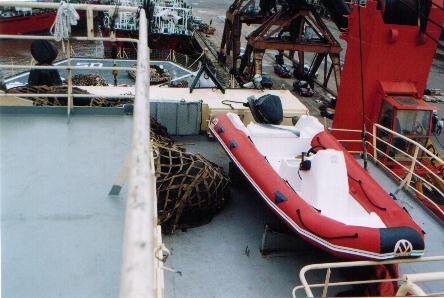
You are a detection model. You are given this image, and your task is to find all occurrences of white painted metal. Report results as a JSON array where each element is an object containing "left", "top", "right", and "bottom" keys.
[
  {"left": 294, "top": 256, "right": 444, "bottom": 297},
  {"left": 396, "top": 282, "right": 427, "bottom": 296},
  {"left": 374, "top": 123, "right": 444, "bottom": 165},
  {"left": 0, "top": 94, "right": 136, "bottom": 99},
  {"left": 67, "top": 39, "right": 73, "bottom": 119},
  {"left": 118, "top": 9, "right": 163, "bottom": 298},
  {"left": 365, "top": 139, "right": 444, "bottom": 218},
  {"left": 0, "top": 1, "right": 139, "bottom": 12},
  {"left": 0, "top": 65, "right": 136, "bottom": 71},
  {"left": 0, "top": 34, "right": 138, "bottom": 43},
  {"left": 0, "top": 2, "right": 163, "bottom": 297},
  {"left": 101, "top": 0, "right": 193, "bottom": 36}
]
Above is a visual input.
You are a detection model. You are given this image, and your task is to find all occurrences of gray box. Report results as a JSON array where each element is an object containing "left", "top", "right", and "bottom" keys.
[{"left": 150, "top": 99, "right": 202, "bottom": 135}]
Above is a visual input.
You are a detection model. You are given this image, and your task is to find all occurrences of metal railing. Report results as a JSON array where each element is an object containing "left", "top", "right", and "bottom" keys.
[
  {"left": 119, "top": 10, "right": 164, "bottom": 297},
  {"left": 0, "top": 1, "right": 140, "bottom": 119},
  {"left": 369, "top": 124, "right": 444, "bottom": 203},
  {"left": 0, "top": 2, "right": 163, "bottom": 297},
  {"left": 329, "top": 124, "right": 444, "bottom": 220},
  {"left": 293, "top": 255, "right": 444, "bottom": 297}
]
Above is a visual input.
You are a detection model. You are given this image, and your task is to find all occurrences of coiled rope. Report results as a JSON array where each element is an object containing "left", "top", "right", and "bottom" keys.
[{"left": 50, "top": 1, "right": 79, "bottom": 51}]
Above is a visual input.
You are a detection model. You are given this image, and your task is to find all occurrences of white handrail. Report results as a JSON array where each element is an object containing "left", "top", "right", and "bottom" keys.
[
  {"left": 328, "top": 123, "right": 444, "bottom": 220},
  {"left": 368, "top": 126, "right": 444, "bottom": 218},
  {"left": 118, "top": 9, "right": 161, "bottom": 298},
  {"left": 375, "top": 123, "right": 444, "bottom": 165},
  {"left": 0, "top": 94, "right": 136, "bottom": 99},
  {"left": 294, "top": 255, "right": 444, "bottom": 297},
  {"left": 0, "top": 1, "right": 139, "bottom": 13},
  {"left": 0, "top": 2, "right": 163, "bottom": 297},
  {"left": 0, "top": 65, "right": 136, "bottom": 71},
  {"left": 0, "top": 34, "right": 138, "bottom": 43}
]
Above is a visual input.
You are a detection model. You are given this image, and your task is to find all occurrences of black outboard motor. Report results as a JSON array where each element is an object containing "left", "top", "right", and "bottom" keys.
[
  {"left": 245, "top": 94, "right": 283, "bottom": 125},
  {"left": 28, "top": 40, "right": 62, "bottom": 86}
]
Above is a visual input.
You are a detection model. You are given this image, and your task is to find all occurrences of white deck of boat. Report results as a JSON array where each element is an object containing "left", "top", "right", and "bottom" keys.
[{"left": 1, "top": 109, "right": 443, "bottom": 297}]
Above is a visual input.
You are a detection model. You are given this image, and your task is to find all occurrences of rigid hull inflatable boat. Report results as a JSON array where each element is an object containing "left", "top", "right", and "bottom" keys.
[{"left": 209, "top": 113, "right": 425, "bottom": 260}]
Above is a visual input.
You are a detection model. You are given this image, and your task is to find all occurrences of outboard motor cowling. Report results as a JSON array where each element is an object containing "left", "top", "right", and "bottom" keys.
[
  {"left": 245, "top": 94, "right": 283, "bottom": 125},
  {"left": 31, "top": 40, "right": 58, "bottom": 64}
]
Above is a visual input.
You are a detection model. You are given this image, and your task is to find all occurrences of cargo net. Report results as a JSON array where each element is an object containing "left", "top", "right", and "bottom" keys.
[
  {"left": 70, "top": 74, "right": 108, "bottom": 86},
  {"left": 7, "top": 84, "right": 133, "bottom": 107},
  {"left": 151, "top": 119, "right": 230, "bottom": 234},
  {"left": 128, "top": 65, "right": 172, "bottom": 85}
]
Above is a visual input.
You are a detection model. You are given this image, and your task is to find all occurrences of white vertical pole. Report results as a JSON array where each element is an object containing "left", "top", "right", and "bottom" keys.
[
  {"left": 373, "top": 124, "right": 377, "bottom": 160},
  {"left": 67, "top": 40, "right": 73, "bottom": 122}
]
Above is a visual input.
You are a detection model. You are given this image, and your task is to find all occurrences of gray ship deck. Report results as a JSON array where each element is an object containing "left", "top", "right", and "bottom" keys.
[
  {"left": 1, "top": 108, "right": 444, "bottom": 298},
  {"left": 3, "top": 58, "right": 195, "bottom": 89}
]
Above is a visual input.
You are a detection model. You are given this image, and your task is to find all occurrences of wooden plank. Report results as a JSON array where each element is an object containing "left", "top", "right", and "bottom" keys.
[{"left": 109, "top": 151, "right": 132, "bottom": 196}]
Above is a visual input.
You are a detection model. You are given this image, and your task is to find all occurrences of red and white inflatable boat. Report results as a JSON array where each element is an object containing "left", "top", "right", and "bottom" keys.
[{"left": 209, "top": 113, "right": 425, "bottom": 260}]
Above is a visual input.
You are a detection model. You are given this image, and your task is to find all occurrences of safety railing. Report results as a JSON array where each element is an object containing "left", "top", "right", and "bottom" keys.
[
  {"left": 101, "top": 47, "right": 205, "bottom": 72},
  {"left": 118, "top": 9, "right": 165, "bottom": 297},
  {"left": 0, "top": 2, "right": 163, "bottom": 297},
  {"left": 328, "top": 124, "right": 444, "bottom": 220},
  {"left": 293, "top": 255, "right": 444, "bottom": 297},
  {"left": 367, "top": 124, "right": 444, "bottom": 219},
  {"left": 0, "top": 1, "right": 139, "bottom": 119}
]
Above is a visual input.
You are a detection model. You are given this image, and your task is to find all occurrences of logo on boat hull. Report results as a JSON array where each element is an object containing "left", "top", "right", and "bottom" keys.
[{"left": 394, "top": 239, "right": 413, "bottom": 257}]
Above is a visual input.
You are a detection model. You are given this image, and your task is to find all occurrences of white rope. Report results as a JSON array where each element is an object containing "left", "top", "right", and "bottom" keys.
[{"left": 50, "top": 1, "right": 79, "bottom": 43}]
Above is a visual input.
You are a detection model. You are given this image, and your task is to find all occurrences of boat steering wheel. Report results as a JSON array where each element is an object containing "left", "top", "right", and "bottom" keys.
[{"left": 306, "top": 144, "right": 326, "bottom": 157}]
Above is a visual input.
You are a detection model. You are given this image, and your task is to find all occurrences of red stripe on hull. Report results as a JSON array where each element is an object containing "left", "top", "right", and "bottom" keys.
[{"left": 0, "top": 13, "right": 56, "bottom": 35}]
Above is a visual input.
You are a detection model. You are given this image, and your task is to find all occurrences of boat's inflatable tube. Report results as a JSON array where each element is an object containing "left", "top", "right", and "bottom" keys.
[{"left": 209, "top": 113, "right": 424, "bottom": 260}]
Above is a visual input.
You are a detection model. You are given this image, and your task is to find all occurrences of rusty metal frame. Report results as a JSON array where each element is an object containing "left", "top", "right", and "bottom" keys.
[{"left": 219, "top": 1, "right": 343, "bottom": 90}]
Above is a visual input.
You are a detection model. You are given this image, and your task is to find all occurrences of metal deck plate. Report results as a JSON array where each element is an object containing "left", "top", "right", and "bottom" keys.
[{"left": 1, "top": 114, "right": 443, "bottom": 297}]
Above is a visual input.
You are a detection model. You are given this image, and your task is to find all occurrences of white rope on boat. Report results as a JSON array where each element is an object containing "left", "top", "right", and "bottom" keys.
[{"left": 50, "top": 1, "right": 80, "bottom": 43}]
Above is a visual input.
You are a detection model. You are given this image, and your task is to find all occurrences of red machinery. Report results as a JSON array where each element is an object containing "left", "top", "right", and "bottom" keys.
[{"left": 332, "top": 0, "right": 444, "bottom": 220}]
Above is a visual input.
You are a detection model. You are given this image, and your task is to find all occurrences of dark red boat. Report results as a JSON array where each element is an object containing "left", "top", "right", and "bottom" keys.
[{"left": 0, "top": 8, "right": 56, "bottom": 35}]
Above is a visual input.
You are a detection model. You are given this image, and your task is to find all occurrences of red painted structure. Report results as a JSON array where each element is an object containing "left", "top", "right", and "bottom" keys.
[
  {"left": 331, "top": 1, "right": 444, "bottom": 222},
  {"left": 210, "top": 113, "right": 425, "bottom": 260},
  {"left": 332, "top": 0, "right": 444, "bottom": 148},
  {"left": 0, "top": 12, "right": 56, "bottom": 35}
]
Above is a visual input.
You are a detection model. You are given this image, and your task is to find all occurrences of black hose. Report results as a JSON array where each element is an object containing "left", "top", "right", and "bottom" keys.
[
  {"left": 357, "top": 3, "right": 369, "bottom": 171},
  {"left": 306, "top": 144, "right": 326, "bottom": 156}
]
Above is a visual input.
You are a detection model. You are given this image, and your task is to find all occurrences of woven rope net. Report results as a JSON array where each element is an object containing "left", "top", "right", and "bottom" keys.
[
  {"left": 7, "top": 84, "right": 133, "bottom": 107},
  {"left": 151, "top": 119, "right": 230, "bottom": 234}
]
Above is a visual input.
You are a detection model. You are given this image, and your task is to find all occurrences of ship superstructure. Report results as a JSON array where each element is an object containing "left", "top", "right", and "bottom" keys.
[
  {"left": 104, "top": 0, "right": 193, "bottom": 35},
  {"left": 102, "top": 0, "right": 197, "bottom": 57}
]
